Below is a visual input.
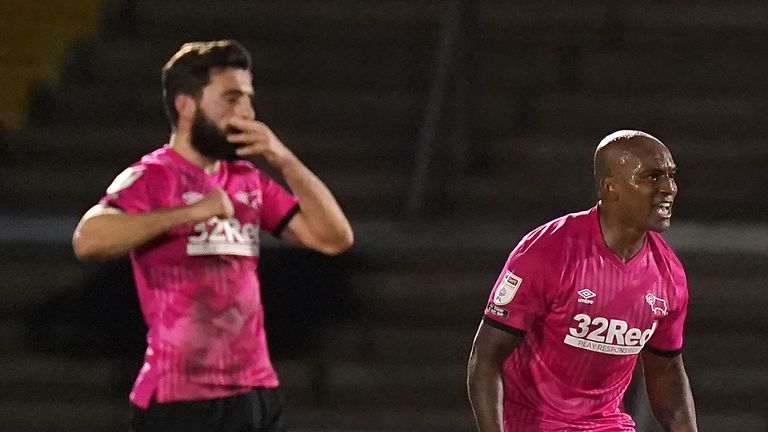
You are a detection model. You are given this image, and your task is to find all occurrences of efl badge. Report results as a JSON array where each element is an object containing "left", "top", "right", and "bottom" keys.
[
  {"left": 645, "top": 293, "right": 668, "bottom": 316},
  {"left": 493, "top": 271, "right": 522, "bottom": 305}
]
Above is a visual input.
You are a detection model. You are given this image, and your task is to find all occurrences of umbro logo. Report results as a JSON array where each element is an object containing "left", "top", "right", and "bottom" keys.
[{"left": 577, "top": 288, "right": 596, "bottom": 304}]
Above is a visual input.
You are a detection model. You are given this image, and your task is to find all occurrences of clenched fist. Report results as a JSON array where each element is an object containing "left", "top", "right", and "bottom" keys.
[{"left": 190, "top": 187, "right": 234, "bottom": 222}]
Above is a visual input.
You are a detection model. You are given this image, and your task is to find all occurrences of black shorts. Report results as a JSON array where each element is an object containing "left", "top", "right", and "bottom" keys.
[{"left": 130, "top": 388, "right": 285, "bottom": 432}]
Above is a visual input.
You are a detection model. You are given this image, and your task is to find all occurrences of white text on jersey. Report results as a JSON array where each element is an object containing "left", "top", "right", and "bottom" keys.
[
  {"left": 187, "top": 217, "right": 260, "bottom": 257},
  {"left": 564, "top": 313, "right": 657, "bottom": 356}
]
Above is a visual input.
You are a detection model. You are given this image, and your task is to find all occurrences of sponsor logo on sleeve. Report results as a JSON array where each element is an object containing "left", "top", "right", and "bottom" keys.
[
  {"left": 486, "top": 302, "right": 509, "bottom": 318},
  {"left": 493, "top": 271, "right": 522, "bottom": 305},
  {"left": 645, "top": 294, "right": 668, "bottom": 316}
]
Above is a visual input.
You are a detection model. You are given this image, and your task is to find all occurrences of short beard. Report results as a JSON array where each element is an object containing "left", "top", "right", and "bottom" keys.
[{"left": 189, "top": 111, "right": 242, "bottom": 161}]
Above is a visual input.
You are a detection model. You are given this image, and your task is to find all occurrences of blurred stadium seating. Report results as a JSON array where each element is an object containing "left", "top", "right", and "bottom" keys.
[{"left": 0, "top": 1, "right": 766, "bottom": 431}]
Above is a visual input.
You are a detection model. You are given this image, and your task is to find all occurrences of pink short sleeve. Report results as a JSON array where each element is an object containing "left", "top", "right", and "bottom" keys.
[
  {"left": 484, "top": 248, "right": 550, "bottom": 334},
  {"left": 646, "top": 266, "right": 688, "bottom": 353},
  {"left": 99, "top": 164, "right": 170, "bottom": 212},
  {"left": 647, "top": 304, "right": 687, "bottom": 353},
  {"left": 257, "top": 171, "right": 299, "bottom": 235}
]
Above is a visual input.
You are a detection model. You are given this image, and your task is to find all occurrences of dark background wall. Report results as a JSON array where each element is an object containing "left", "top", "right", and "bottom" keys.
[{"left": 0, "top": 1, "right": 766, "bottom": 431}]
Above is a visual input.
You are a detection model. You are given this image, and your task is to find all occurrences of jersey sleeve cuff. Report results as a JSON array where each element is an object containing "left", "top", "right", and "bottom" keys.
[
  {"left": 643, "top": 345, "right": 683, "bottom": 358},
  {"left": 272, "top": 203, "right": 300, "bottom": 238},
  {"left": 482, "top": 315, "right": 526, "bottom": 337}
]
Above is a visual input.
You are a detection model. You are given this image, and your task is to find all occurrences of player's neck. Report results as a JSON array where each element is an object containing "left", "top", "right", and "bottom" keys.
[
  {"left": 597, "top": 205, "right": 646, "bottom": 262},
  {"left": 169, "top": 131, "right": 221, "bottom": 174}
]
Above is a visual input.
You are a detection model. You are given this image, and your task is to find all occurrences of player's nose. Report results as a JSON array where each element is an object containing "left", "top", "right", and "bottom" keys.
[
  {"left": 659, "top": 175, "right": 677, "bottom": 195},
  {"left": 234, "top": 98, "right": 255, "bottom": 120}
]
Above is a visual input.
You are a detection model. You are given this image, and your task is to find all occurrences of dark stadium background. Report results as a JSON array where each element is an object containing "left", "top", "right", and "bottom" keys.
[{"left": 1, "top": 1, "right": 766, "bottom": 431}]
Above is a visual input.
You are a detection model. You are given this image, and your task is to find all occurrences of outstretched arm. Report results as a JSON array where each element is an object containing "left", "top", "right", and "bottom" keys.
[
  {"left": 229, "top": 118, "right": 353, "bottom": 255},
  {"left": 73, "top": 188, "right": 233, "bottom": 261},
  {"left": 641, "top": 350, "right": 697, "bottom": 432},
  {"left": 467, "top": 319, "right": 522, "bottom": 432}
]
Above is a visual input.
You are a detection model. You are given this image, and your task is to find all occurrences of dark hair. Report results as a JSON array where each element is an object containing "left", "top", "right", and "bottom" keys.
[{"left": 161, "top": 40, "right": 251, "bottom": 127}]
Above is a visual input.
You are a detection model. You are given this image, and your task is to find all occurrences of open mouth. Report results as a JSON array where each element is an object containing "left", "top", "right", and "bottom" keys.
[{"left": 654, "top": 201, "right": 673, "bottom": 218}]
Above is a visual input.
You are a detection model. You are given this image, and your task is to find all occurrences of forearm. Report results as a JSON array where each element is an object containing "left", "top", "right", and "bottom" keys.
[
  {"left": 467, "top": 357, "right": 505, "bottom": 432},
  {"left": 73, "top": 205, "right": 200, "bottom": 261},
  {"left": 644, "top": 355, "right": 697, "bottom": 431},
  {"left": 278, "top": 155, "right": 353, "bottom": 249}
]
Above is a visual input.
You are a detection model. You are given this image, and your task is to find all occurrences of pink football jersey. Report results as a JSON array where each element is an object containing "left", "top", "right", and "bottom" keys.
[
  {"left": 483, "top": 206, "right": 688, "bottom": 431},
  {"left": 100, "top": 146, "right": 298, "bottom": 408}
]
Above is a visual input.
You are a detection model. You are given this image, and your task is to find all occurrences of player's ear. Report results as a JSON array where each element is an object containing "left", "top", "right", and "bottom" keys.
[
  {"left": 174, "top": 93, "right": 197, "bottom": 125},
  {"left": 601, "top": 177, "right": 618, "bottom": 201}
]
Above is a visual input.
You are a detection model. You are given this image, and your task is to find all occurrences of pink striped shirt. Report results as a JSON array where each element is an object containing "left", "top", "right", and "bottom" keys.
[
  {"left": 483, "top": 206, "right": 688, "bottom": 431},
  {"left": 101, "top": 146, "right": 298, "bottom": 408}
]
